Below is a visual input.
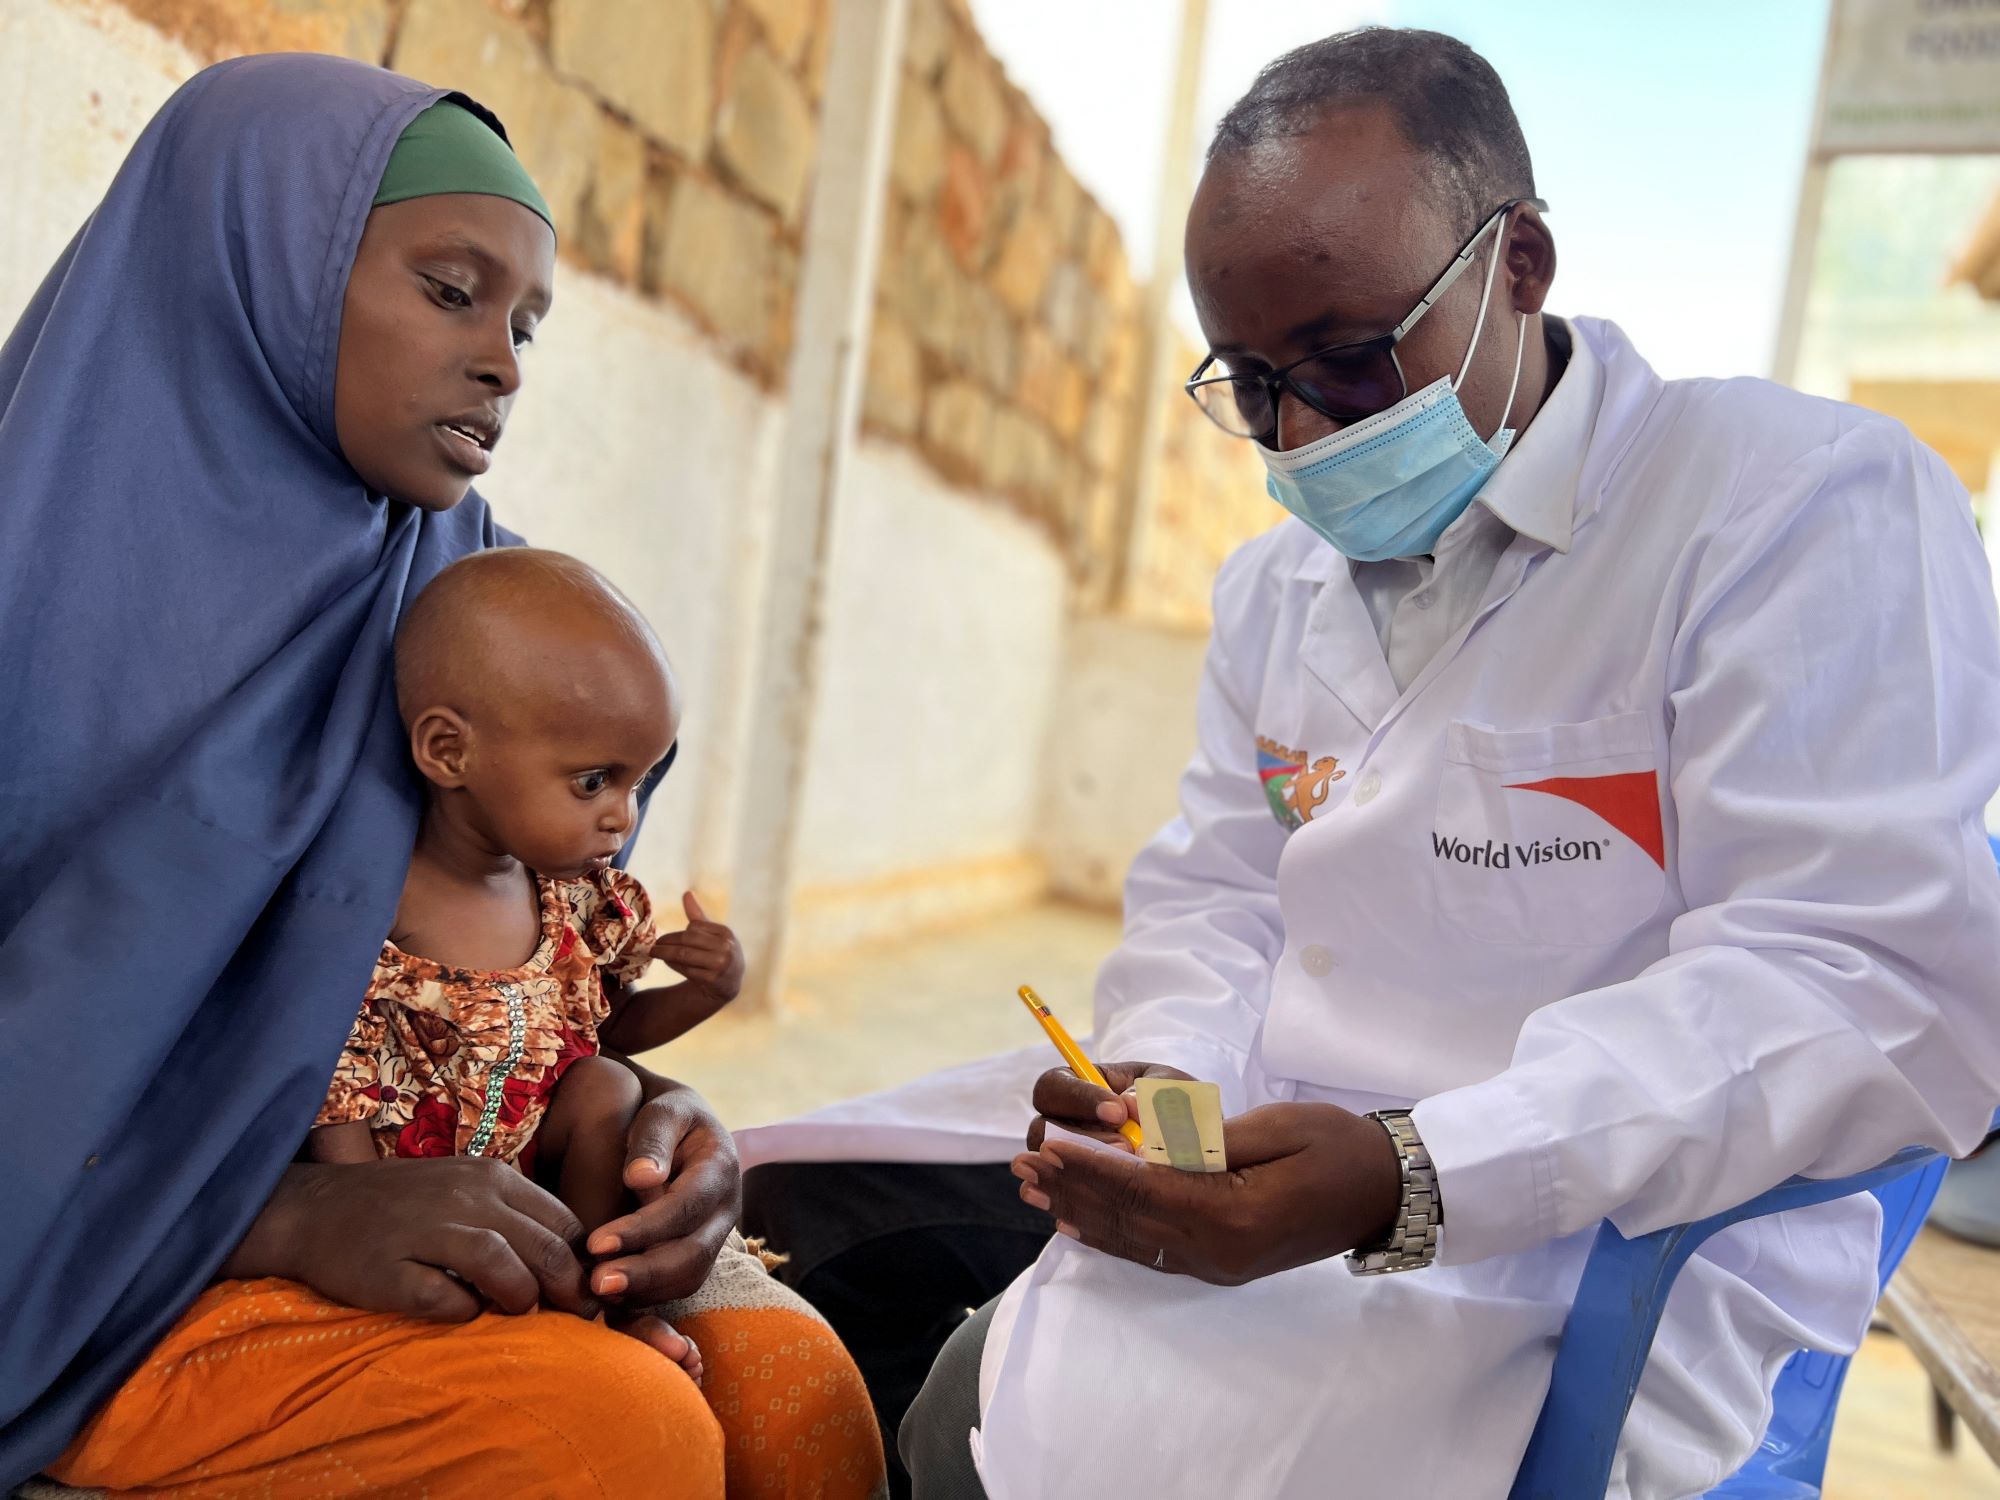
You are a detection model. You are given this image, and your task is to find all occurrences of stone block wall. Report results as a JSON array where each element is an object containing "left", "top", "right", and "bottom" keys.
[
  {"left": 866, "top": 0, "right": 1146, "bottom": 603},
  {"left": 1132, "top": 332, "right": 1282, "bottom": 623},
  {"left": 101, "top": 0, "right": 1271, "bottom": 622}
]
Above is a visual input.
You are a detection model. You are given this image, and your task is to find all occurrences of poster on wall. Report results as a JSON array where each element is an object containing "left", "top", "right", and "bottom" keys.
[{"left": 1818, "top": 0, "right": 2000, "bottom": 154}]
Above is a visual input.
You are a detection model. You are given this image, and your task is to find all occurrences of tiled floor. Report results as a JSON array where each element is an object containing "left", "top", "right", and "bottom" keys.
[{"left": 642, "top": 902, "right": 2000, "bottom": 1497}]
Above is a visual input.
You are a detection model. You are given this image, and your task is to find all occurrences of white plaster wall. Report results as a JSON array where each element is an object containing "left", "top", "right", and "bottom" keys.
[
  {"left": 1034, "top": 615, "right": 1206, "bottom": 908},
  {"left": 795, "top": 441, "right": 1067, "bottom": 887},
  {"left": 0, "top": 0, "right": 199, "bottom": 323},
  {"left": 477, "top": 275, "right": 782, "bottom": 906},
  {"left": 1, "top": 0, "right": 1080, "bottom": 958}
]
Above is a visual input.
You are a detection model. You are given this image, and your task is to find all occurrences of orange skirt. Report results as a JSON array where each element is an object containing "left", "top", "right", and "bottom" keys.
[{"left": 49, "top": 1251, "right": 884, "bottom": 1499}]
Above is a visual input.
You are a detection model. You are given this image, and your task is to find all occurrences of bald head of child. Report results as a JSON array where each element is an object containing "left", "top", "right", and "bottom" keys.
[{"left": 395, "top": 548, "right": 680, "bottom": 880}]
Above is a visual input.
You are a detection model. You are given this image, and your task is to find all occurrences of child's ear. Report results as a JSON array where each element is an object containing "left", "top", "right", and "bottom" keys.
[{"left": 409, "top": 707, "right": 472, "bottom": 788}]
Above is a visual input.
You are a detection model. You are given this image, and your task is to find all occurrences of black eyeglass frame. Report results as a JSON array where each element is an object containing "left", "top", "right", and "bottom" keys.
[{"left": 1184, "top": 196, "right": 1549, "bottom": 442}]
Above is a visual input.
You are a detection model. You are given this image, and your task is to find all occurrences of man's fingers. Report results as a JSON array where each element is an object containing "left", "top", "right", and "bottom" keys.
[
  {"left": 1031, "top": 1068, "right": 1120, "bottom": 1126},
  {"left": 1219, "top": 1103, "right": 1317, "bottom": 1169},
  {"left": 1037, "top": 1140, "right": 1204, "bottom": 1244},
  {"left": 1026, "top": 1114, "right": 1132, "bottom": 1152},
  {"left": 1054, "top": 1215, "right": 1159, "bottom": 1270}
]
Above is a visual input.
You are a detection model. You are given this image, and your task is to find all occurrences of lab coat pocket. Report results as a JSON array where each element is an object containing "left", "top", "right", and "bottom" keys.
[{"left": 1433, "top": 712, "right": 1666, "bottom": 948}]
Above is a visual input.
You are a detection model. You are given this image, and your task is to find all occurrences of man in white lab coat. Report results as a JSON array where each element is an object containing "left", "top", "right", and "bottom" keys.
[{"left": 752, "top": 27, "right": 2000, "bottom": 1500}]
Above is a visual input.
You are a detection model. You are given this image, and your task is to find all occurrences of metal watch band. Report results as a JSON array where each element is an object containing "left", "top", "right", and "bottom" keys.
[{"left": 1347, "top": 1109, "right": 1441, "bottom": 1276}]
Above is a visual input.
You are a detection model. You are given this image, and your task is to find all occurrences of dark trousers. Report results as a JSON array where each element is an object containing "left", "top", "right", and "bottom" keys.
[{"left": 741, "top": 1161, "right": 1049, "bottom": 1500}]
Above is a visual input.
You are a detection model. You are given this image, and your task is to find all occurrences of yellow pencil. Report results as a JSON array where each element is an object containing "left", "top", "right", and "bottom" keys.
[{"left": 1017, "top": 984, "right": 1144, "bottom": 1149}]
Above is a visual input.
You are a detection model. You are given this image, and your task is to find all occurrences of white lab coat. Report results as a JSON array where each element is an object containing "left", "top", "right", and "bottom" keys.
[{"left": 739, "top": 318, "right": 2000, "bottom": 1499}]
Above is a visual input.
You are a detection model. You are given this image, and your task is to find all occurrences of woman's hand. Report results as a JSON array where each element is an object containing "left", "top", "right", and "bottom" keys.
[
  {"left": 224, "top": 1157, "right": 598, "bottom": 1322},
  {"left": 1026, "top": 1060, "right": 1195, "bottom": 1150},
  {"left": 1012, "top": 1101, "right": 1404, "bottom": 1285},
  {"left": 583, "top": 1064, "right": 740, "bottom": 1305}
]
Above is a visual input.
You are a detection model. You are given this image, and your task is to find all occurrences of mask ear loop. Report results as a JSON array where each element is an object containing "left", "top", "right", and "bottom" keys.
[
  {"left": 1496, "top": 311, "right": 1526, "bottom": 435},
  {"left": 1452, "top": 208, "right": 1528, "bottom": 442},
  {"left": 1452, "top": 215, "right": 1506, "bottom": 390}
]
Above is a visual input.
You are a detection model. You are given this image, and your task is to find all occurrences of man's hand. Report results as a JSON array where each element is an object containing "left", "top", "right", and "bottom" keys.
[
  {"left": 1026, "top": 1060, "right": 1195, "bottom": 1150},
  {"left": 583, "top": 1067, "right": 740, "bottom": 1305},
  {"left": 224, "top": 1157, "right": 597, "bottom": 1321},
  {"left": 1012, "top": 1101, "right": 1404, "bottom": 1285},
  {"left": 652, "top": 891, "right": 745, "bottom": 1007}
]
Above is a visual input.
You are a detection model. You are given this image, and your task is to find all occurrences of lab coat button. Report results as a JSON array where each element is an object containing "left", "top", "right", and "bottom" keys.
[
  {"left": 1300, "top": 945, "right": 1335, "bottom": 977},
  {"left": 1353, "top": 771, "right": 1382, "bottom": 805},
  {"left": 1413, "top": 591, "right": 1434, "bottom": 610}
]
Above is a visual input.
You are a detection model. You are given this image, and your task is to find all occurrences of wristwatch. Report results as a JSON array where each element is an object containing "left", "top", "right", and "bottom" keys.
[{"left": 1347, "top": 1109, "right": 1442, "bottom": 1275}]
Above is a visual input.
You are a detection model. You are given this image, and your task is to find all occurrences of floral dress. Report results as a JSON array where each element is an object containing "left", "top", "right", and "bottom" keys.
[{"left": 315, "top": 869, "right": 659, "bottom": 1168}]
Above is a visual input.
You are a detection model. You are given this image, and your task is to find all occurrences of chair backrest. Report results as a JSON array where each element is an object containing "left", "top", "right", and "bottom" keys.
[
  {"left": 1510, "top": 1145, "right": 1946, "bottom": 1500},
  {"left": 1722, "top": 1154, "right": 1949, "bottom": 1494}
]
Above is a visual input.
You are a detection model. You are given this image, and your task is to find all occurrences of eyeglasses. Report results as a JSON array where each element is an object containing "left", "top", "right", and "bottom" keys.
[{"left": 1185, "top": 197, "right": 1547, "bottom": 444}]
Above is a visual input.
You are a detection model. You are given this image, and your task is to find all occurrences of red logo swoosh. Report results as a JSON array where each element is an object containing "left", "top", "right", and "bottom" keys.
[{"left": 1505, "top": 771, "right": 1664, "bottom": 869}]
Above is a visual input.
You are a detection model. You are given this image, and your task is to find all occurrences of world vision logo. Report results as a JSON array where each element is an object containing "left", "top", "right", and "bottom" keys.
[
  {"left": 1432, "top": 833, "right": 1610, "bottom": 867},
  {"left": 1257, "top": 735, "right": 1344, "bottom": 831},
  {"left": 1433, "top": 770, "right": 1666, "bottom": 871}
]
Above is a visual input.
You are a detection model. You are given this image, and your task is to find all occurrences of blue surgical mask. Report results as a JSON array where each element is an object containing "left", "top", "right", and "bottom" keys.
[{"left": 1257, "top": 250, "right": 1527, "bottom": 563}]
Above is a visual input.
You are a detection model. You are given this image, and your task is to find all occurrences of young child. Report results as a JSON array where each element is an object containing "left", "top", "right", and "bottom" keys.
[{"left": 309, "top": 546, "right": 743, "bottom": 1381}]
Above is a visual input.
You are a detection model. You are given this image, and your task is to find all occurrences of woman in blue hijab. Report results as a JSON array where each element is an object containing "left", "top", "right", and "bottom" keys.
[{"left": 0, "top": 53, "right": 749, "bottom": 1491}]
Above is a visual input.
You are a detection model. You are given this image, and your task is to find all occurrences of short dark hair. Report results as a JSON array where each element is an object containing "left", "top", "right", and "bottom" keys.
[{"left": 1208, "top": 28, "right": 1536, "bottom": 238}]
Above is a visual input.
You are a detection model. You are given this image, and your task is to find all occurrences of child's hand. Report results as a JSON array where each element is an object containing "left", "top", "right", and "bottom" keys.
[{"left": 653, "top": 892, "right": 745, "bottom": 1006}]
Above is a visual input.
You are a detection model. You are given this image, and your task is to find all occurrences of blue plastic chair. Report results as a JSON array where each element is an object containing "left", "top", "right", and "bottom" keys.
[
  {"left": 1508, "top": 1145, "right": 1949, "bottom": 1499},
  {"left": 1512, "top": 835, "right": 2000, "bottom": 1498}
]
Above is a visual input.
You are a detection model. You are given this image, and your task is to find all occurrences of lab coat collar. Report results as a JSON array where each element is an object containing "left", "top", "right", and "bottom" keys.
[{"left": 1464, "top": 316, "right": 1600, "bottom": 555}]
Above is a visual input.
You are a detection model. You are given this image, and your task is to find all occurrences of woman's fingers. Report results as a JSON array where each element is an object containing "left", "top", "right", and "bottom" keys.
[
  {"left": 386, "top": 1259, "right": 485, "bottom": 1322},
  {"left": 491, "top": 1161, "right": 588, "bottom": 1243},
  {"left": 589, "top": 1093, "right": 740, "bottom": 1302},
  {"left": 619, "top": 1086, "right": 737, "bottom": 1197},
  {"left": 595, "top": 1229, "right": 725, "bottom": 1305},
  {"left": 412, "top": 1223, "right": 543, "bottom": 1316},
  {"left": 484, "top": 1170, "right": 597, "bottom": 1316},
  {"left": 413, "top": 1172, "right": 596, "bottom": 1317}
]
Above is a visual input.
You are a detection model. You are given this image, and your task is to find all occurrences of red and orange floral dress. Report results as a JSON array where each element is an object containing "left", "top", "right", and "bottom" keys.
[{"left": 314, "top": 868, "right": 658, "bottom": 1169}]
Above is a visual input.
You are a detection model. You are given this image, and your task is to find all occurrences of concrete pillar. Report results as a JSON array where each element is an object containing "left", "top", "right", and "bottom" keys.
[
  {"left": 729, "top": 0, "right": 911, "bottom": 1010},
  {"left": 1113, "top": 0, "right": 1210, "bottom": 608}
]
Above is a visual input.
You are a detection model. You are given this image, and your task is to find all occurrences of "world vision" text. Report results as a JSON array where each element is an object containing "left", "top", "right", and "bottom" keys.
[{"left": 1432, "top": 833, "right": 1608, "bottom": 868}]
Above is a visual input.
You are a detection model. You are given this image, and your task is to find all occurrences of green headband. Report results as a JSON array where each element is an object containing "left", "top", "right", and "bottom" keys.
[{"left": 372, "top": 99, "right": 554, "bottom": 234}]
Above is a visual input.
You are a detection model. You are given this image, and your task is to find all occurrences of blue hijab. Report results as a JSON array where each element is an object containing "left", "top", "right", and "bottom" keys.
[{"left": 0, "top": 55, "right": 527, "bottom": 1477}]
